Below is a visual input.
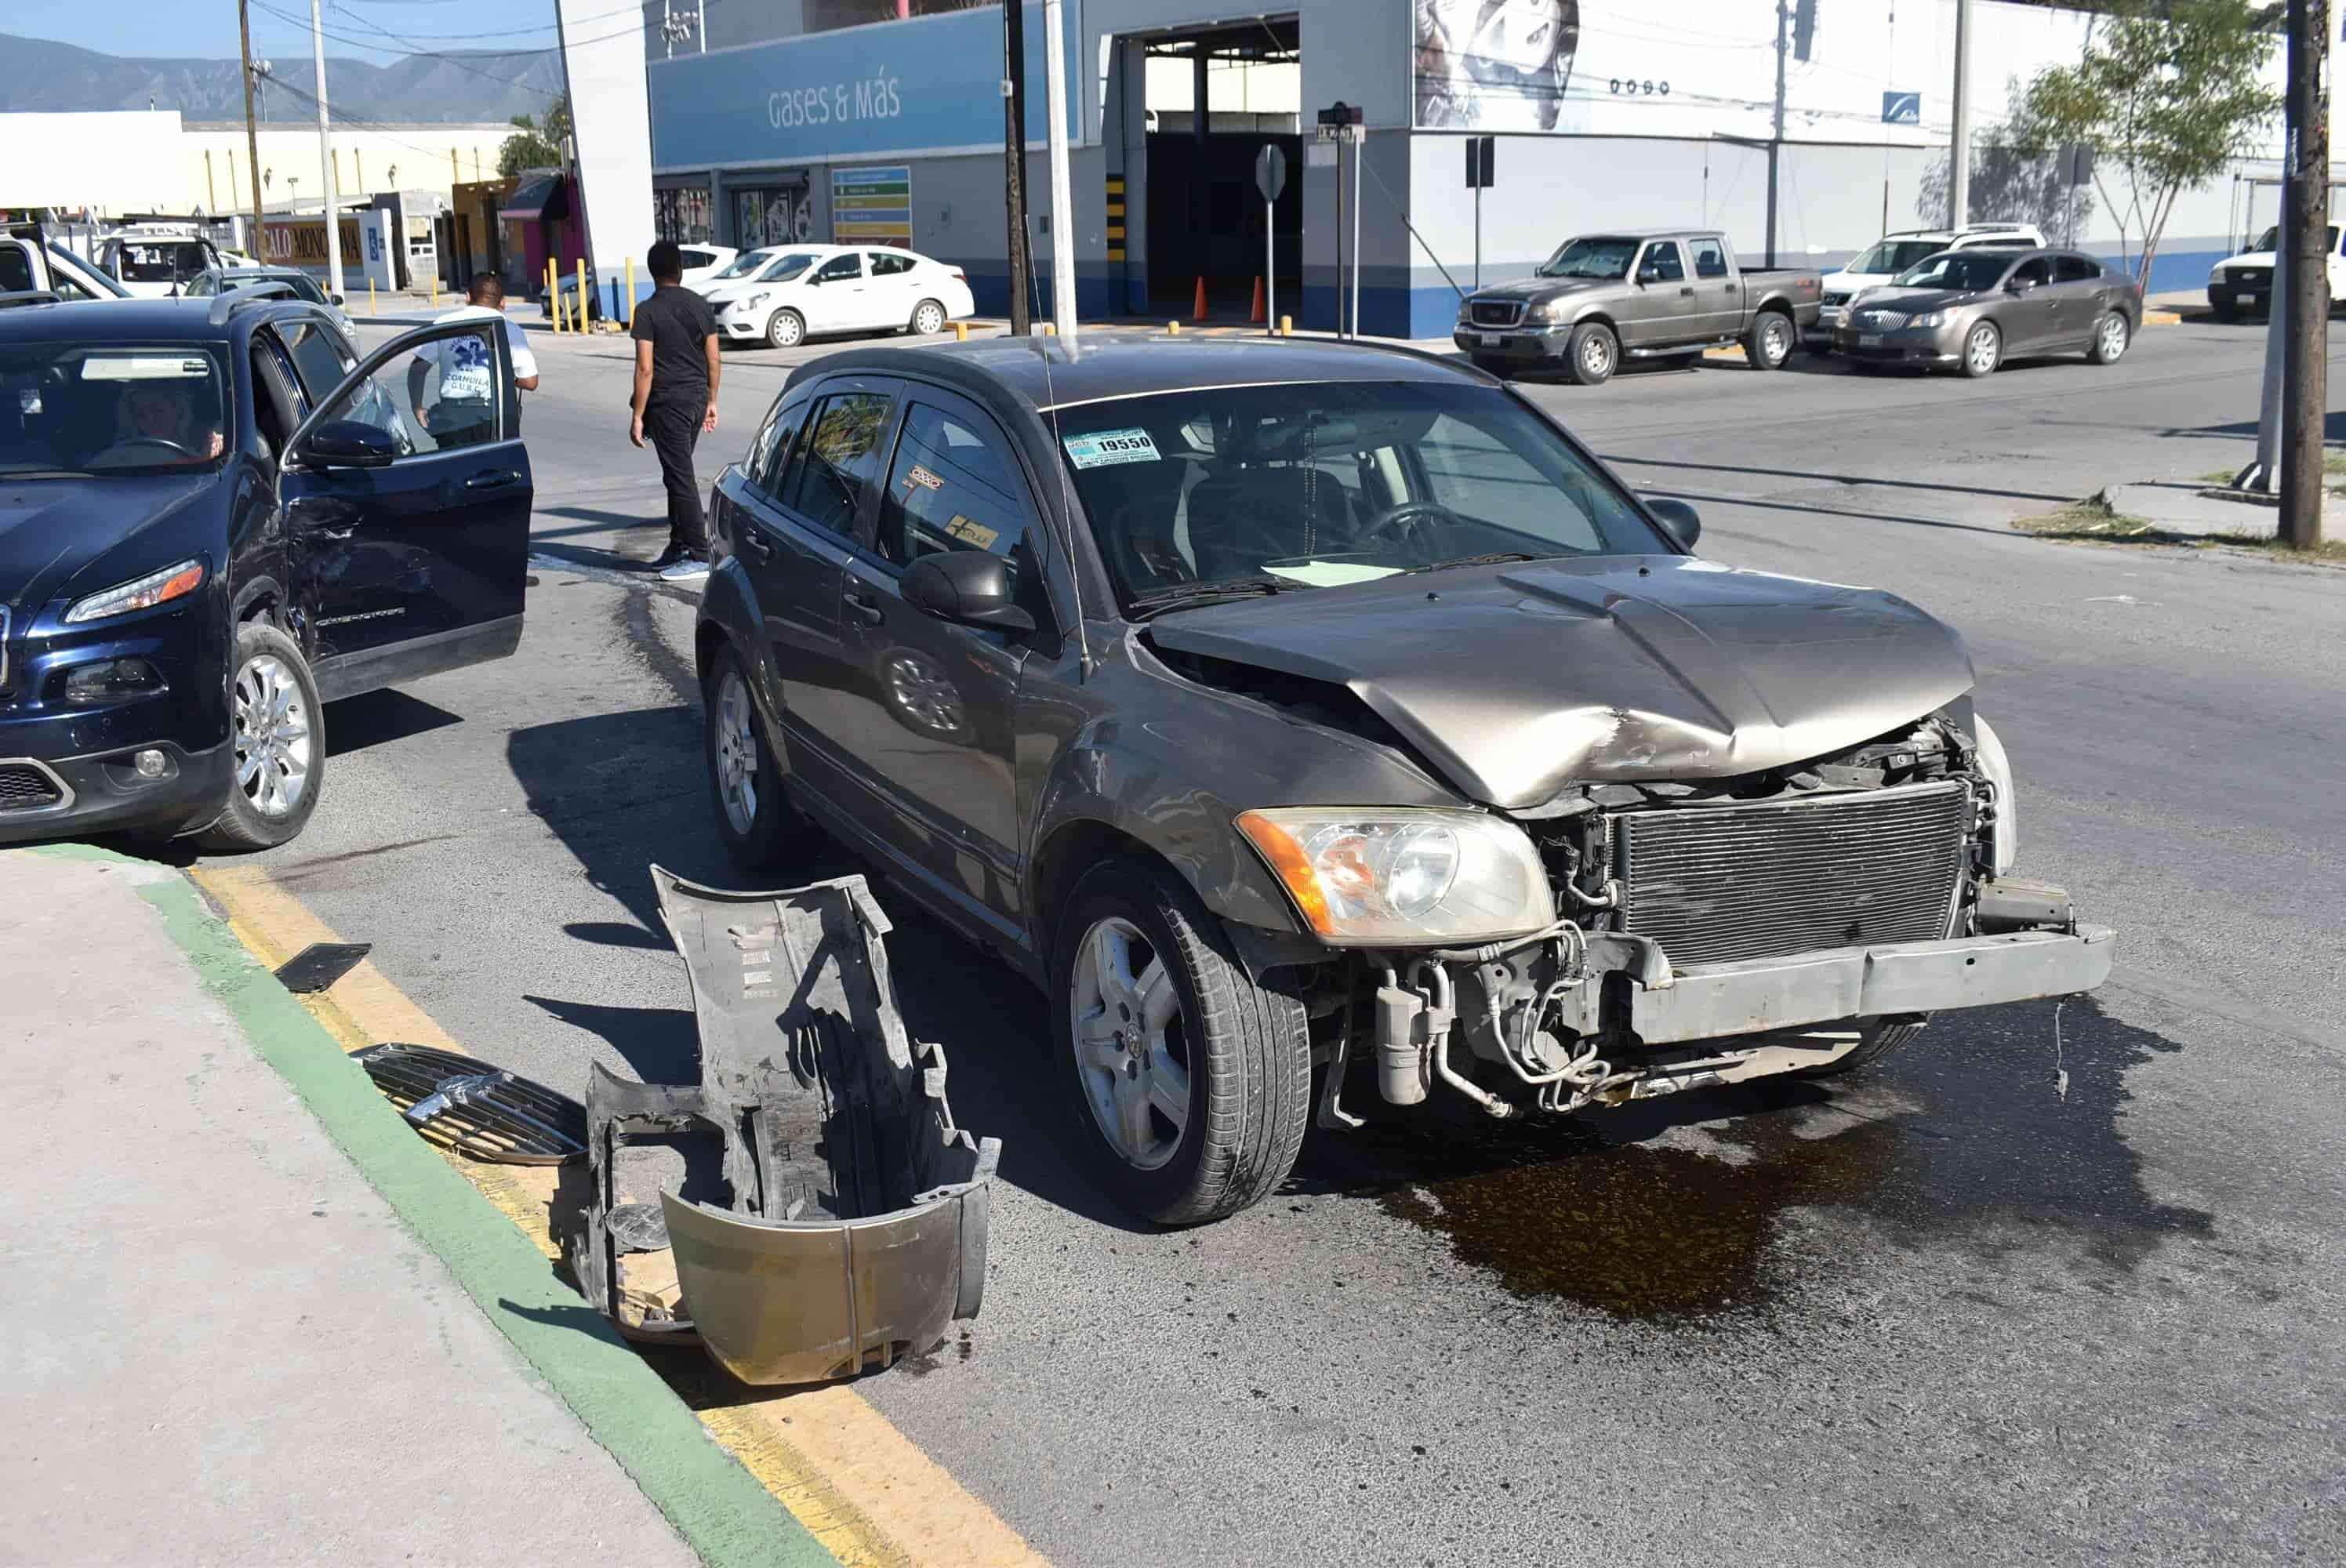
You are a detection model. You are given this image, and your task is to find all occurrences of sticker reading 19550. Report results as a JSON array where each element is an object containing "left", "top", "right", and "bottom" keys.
[{"left": 1062, "top": 427, "right": 1160, "bottom": 468}]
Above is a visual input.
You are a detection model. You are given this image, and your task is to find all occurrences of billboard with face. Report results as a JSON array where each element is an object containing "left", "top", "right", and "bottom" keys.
[{"left": 1413, "top": 0, "right": 1581, "bottom": 131}]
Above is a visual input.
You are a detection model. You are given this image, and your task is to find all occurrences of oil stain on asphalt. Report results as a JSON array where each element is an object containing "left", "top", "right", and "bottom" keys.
[{"left": 1297, "top": 995, "right": 2215, "bottom": 1323}]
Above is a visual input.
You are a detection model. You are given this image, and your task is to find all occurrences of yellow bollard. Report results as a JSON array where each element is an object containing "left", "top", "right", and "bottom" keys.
[
  {"left": 624, "top": 256, "right": 635, "bottom": 328},
  {"left": 369, "top": 281, "right": 376, "bottom": 316},
  {"left": 574, "top": 257, "right": 586, "bottom": 331},
  {"left": 1280, "top": 314, "right": 1292, "bottom": 337},
  {"left": 429, "top": 273, "right": 438, "bottom": 309},
  {"left": 1167, "top": 320, "right": 1181, "bottom": 335},
  {"left": 952, "top": 321, "right": 968, "bottom": 342},
  {"left": 1041, "top": 321, "right": 1056, "bottom": 336},
  {"left": 547, "top": 260, "right": 562, "bottom": 332}
]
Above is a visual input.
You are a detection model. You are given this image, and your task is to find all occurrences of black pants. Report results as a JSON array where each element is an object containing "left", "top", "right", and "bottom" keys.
[{"left": 644, "top": 395, "right": 708, "bottom": 554}]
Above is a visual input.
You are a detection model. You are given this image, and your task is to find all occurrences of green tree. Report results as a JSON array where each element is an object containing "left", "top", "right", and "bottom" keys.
[
  {"left": 498, "top": 96, "right": 573, "bottom": 179},
  {"left": 2010, "top": 2, "right": 2279, "bottom": 281}
]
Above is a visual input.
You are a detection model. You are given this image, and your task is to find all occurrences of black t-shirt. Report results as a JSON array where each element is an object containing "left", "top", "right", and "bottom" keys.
[{"left": 631, "top": 285, "right": 717, "bottom": 405}]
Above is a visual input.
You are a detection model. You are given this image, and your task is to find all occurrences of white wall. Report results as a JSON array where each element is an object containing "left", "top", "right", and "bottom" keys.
[
  {"left": 183, "top": 124, "right": 514, "bottom": 217},
  {"left": 0, "top": 111, "right": 186, "bottom": 214}
]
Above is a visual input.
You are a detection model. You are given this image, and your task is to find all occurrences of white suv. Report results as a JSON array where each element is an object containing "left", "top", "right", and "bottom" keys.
[
  {"left": 2206, "top": 223, "right": 2346, "bottom": 320},
  {"left": 1811, "top": 223, "right": 2045, "bottom": 347}
]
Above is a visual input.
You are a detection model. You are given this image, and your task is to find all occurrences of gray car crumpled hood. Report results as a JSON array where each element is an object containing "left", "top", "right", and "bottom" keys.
[{"left": 1147, "top": 555, "right": 1974, "bottom": 809}]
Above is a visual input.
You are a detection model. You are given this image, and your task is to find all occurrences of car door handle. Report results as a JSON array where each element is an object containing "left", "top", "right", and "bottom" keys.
[
  {"left": 466, "top": 469, "right": 521, "bottom": 490},
  {"left": 737, "top": 525, "right": 772, "bottom": 560},
  {"left": 1680, "top": 286, "right": 1695, "bottom": 296},
  {"left": 844, "top": 587, "right": 885, "bottom": 625}
]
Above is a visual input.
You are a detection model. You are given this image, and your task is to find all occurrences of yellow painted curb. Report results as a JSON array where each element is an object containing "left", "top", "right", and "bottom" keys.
[
  {"left": 2144, "top": 309, "right": 2183, "bottom": 325},
  {"left": 187, "top": 862, "right": 1048, "bottom": 1568}
]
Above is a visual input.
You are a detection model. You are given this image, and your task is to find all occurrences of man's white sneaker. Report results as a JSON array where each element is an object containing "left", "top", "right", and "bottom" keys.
[{"left": 659, "top": 557, "right": 710, "bottom": 582}]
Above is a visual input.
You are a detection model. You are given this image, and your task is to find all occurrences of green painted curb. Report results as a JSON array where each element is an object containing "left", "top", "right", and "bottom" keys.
[{"left": 140, "top": 868, "right": 838, "bottom": 1568}]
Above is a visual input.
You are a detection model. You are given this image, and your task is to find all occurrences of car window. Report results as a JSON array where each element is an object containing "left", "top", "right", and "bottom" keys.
[
  {"left": 812, "top": 254, "right": 862, "bottom": 285},
  {"left": 786, "top": 389, "right": 894, "bottom": 536},
  {"left": 0, "top": 245, "right": 31, "bottom": 293},
  {"left": 281, "top": 319, "right": 355, "bottom": 403},
  {"left": 310, "top": 323, "right": 505, "bottom": 459},
  {"left": 1049, "top": 380, "right": 1663, "bottom": 607},
  {"left": 679, "top": 249, "right": 715, "bottom": 270},
  {"left": 0, "top": 343, "right": 231, "bottom": 475},
  {"left": 867, "top": 251, "right": 916, "bottom": 278},
  {"left": 1894, "top": 251, "right": 2011, "bottom": 292},
  {"left": 1688, "top": 238, "right": 1728, "bottom": 279},
  {"left": 1639, "top": 242, "right": 1685, "bottom": 283},
  {"left": 2054, "top": 255, "right": 2102, "bottom": 283},
  {"left": 1851, "top": 239, "right": 1946, "bottom": 274},
  {"left": 2011, "top": 256, "right": 2052, "bottom": 288},
  {"left": 746, "top": 396, "right": 811, "bottom": 502},
  {"left": 873, "top": 401, "right": 1030, "bottom": 584},
  {"left": 1537, "top": 236, "right": 1638, "bottom": 280},
  {"left": 180, "top": 273, "right": 218, "bottom": 297},
  {"left": 712, "top": 249, "right": 772, "bottom": 280},
  {"left": 761, "top": 251, "right": 820, "bottom": 282},
  {"left": 111, "top": 241, "right": 209, "bottom": 282}
]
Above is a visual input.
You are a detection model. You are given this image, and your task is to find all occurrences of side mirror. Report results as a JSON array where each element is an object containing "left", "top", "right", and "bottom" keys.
[
  {"left": 330, "top": 292, "right": 345, "bottom": 306},
  {"left": 301, "top": 419, "right": 400, "bottom": 469},
  {"left": 902, "top": 551, "right": 1036, "bottom": 633},
  {"left": 1643, "top": 495, "right": 1702, "bottom": 551}
]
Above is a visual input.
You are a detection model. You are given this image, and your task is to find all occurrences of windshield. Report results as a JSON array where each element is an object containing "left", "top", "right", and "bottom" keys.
[
  {"left": 1849, "top": 239, "right": 1947, "bottom": 275},
  {"left": 2247, "top": 224, "right": 2339, "bottom": 253},
  {"left": 1893, "top": 251, "right": 2013, "bottom": 292},
  {"left": 113, "top": 241, "right": 210, "bottom": 282},
  {"left": 1537, "top": 236, "right": 1639, "bottom": 280},
  {"left": 1052, "top": 380, "right": 1669, "bottom": 612},
  {"left": 711, "top": 249, "right": 774, "bottom": 280},
  {"left": 0, "top": 343, "right": 231, "bottom": 477},
  {"left": 761, "top": 252, "right": 821, "bottom": 282}
]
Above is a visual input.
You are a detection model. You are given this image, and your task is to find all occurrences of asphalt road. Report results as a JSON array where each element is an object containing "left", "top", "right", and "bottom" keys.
[{"left": 238, "top": 314, "right": 2344, "bottom": 1566}]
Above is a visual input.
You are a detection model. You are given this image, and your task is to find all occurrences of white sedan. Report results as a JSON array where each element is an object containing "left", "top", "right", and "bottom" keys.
[
  {"left": 556, "top": 244, "right": 736, "bottom": 323},
  {"left": 702, "top": 243, "right": 975, "bottom": 349}
]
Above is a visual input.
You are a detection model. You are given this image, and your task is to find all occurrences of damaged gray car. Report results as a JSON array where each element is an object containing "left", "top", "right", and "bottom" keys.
[{"left": 694, "top": 336, "right": 2113, "bottom": 1225}]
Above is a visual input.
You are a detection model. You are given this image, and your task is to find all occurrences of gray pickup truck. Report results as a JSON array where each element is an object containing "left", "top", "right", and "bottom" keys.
[{"left": 1454, "top": 230, "right": 1824, "bottom": 386}]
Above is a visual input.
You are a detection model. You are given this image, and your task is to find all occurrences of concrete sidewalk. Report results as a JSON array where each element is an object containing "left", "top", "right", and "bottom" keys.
[{"left": 0, "top": 848, "right": 706, "bottom": 1567}]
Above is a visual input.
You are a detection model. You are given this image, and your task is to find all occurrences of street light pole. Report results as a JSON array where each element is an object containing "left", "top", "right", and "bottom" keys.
[
  {"left": 1041, "top": 0, "right": 1078, "bottom": 346},
  {"left": 1948, "top": 0, "right": 1972, "bottom": 230},
  {"left": 2279, "top": 0, "right": 2329, "bottom": 549},
  {"left": 238, "top": 1, "right": 265, "bottom": 252},
  {"left": 1002, "top": 0, "right": 1030, "bottom": 334},
  {"left": 1766, "top": 0, "right": 1787, "bottom": 267},
  {"left": 307, "top": 0, "right": 344, "bottom": 299}
]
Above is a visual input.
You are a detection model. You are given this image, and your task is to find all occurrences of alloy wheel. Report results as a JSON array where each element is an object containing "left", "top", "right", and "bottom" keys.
[
  {"left": 713, "top": 667, "right": 760, "bottom": 837},
  {"left": 2098, "top": 314, "right": 2128, "bottom": 361},
  {"left": 1068, "top": 916, "right": 1189, "bottom": 1171},
  {"left": 1582, "top": 332, "right": 1612, "bottom": 379},
  {"left": 1761, "top": 316, "right": 1789, "bottom": 365},
  {"left": 914, "top": 302, "right": 946, "bottom": 334},
  {"left": 1966, "top": 324, "right": 1999, "bottom": 375},
  {"left": 231, "top": 653, "right": 313, "bottom": 819}
]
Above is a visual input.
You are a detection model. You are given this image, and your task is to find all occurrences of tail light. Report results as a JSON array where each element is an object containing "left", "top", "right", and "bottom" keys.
[{"left": 949, "top": 269, "right": 967, "bottom": 281}]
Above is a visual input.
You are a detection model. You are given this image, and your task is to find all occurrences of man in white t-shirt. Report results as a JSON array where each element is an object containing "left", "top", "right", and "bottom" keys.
[{"left": 407, "top": 273, "right": 539, "bottom": 449}]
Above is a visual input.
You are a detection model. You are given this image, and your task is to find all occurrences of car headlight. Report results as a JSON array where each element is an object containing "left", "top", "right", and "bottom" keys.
[
  {"left": 64, "top": 559, "right": 205, "bottom": 624},
  {"left": 1527, "top": 300, "right": 1562, "bottom": 322},
  {"left": 1907, "top": 310, "right": 1948, "bottom": 328},
  {"left": 1235, "top": 808, "right": 1556, "bottom": 944},
  {"left": 1971, "top": 716, "right": 2018, "bottom": 877}
]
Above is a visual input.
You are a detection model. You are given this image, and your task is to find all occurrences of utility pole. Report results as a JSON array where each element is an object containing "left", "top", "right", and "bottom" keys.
[
  {"left": 1002, "top": 0, "right": 1030, "bottom": 334},
  {"left": 1948, "top": 0, "right": 1973, "bottom": 230},
  {"left": 1766, "top": 0, "right": 1787, "bottom": 267},
  {"left": 2280, "top": 0, "right": 2329, "bottom": 548},
  {"left": 307, "top": 0, "right": 344, "bottom": 298},
  {"left": 1042, "top": 0, "right": 1077, "bottom": 345},
  {"left": 238, "top": 1, "right": 265, "bottom": 250}
]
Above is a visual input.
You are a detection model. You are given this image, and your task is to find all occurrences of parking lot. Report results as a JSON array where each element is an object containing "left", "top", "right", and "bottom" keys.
[{"left": 160, "top": 305, "right": 2340, "bottom": 1566}]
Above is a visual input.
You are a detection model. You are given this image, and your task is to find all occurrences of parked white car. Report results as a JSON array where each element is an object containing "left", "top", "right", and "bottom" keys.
[
  {"left": 96, "top": 231, "right": 234, "bottom": 299},
  {"left": 554, "top": 244, "right": 736, "bottom": 323},
  {"left": 1811, "top": 223, "right": 2044, "bottom": 347},
  {"left": 2205, "top": 223, "right": 2346, "bottom": 320},
  {"left": 703, "top": 243, "right": 975, "bottom": 349},
  {"left": 0, "top": 226, "right": 133, "bottom": 302}
]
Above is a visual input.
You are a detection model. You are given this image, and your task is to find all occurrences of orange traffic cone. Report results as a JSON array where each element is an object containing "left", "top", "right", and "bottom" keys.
[
  {"left": 1193, "top": 275, "right": 1208, "bottom": 322},
  {"left": 1249, "top": 275, "right": 1266, "bottom": 324}
]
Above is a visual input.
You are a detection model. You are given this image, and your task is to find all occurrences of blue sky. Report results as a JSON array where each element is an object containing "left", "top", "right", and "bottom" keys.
[{"left": 18, "top": 0, "right": 582, "bottom": 68}]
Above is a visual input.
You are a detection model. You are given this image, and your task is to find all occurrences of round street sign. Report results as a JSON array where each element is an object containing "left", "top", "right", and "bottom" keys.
[{"left": 1255, "top": 144, "right": 1287, "bottom": 205}]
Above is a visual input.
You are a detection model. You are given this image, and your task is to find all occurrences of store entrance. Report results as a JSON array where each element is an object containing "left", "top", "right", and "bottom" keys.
[{"left": 1140, "top": 18, "right": 1299, "bottom": 319}]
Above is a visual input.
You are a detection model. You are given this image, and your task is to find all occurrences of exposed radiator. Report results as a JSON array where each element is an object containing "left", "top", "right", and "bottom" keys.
[{"left": 1608, "top": 781, "right": 1970, "bottom": 968}]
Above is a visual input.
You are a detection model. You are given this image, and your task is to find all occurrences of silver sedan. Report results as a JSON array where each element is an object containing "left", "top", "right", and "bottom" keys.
[{"left": 1834, "top": 246, "right": 2142, "bottom": 376}]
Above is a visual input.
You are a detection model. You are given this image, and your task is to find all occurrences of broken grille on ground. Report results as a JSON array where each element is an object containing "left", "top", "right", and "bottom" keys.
[{"left": 354, "top": 1042, "right": 589, "bottom": 1164}]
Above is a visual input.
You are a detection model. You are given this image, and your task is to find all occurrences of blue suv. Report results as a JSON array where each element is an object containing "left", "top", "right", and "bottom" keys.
[{"left": 0, "top": 287, "right": 533, "bottom": 848}]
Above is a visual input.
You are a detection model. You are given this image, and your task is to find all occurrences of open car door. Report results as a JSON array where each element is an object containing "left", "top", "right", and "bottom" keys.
[{"left": 278, "top": 315, "right": 532, "bottom": 702}]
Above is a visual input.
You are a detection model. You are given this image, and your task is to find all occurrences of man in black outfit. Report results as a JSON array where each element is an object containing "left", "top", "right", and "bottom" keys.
[{"left": 629, "top": 241, "right": 722, "bottom": 579}]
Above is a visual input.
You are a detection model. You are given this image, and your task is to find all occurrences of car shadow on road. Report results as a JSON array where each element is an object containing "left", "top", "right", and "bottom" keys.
[
  {"left": 1285, "top": 993, "right": 2214, "bottom": 1323},
  {"left": 325, "top": 688, "right": 464, "bottom": 757},
  {"left": 503, "top": 702, "right": 1150, "bottom": 1233}
]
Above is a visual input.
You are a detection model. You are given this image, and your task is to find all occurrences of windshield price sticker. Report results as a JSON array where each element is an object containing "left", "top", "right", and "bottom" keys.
[{"left": 1063, "top": 428, "right": 1160, "bottom": 468}]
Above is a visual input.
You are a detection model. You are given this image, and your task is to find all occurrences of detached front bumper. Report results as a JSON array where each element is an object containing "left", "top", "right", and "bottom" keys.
[{"left": 1627, "top": 924, "right": 2115, "bottom": 1045}]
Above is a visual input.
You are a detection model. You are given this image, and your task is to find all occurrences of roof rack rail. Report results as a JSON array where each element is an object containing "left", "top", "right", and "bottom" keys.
[{"left": 207, "top": 280, "right": 300, "bottom": 325}]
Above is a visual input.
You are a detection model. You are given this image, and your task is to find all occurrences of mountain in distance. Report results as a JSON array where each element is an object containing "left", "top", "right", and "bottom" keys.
[{"left": 0, "top": 32, "right": 567, "bottom": 124}]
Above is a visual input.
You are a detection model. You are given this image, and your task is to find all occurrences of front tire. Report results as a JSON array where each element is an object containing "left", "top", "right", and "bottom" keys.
[
  {"left": 1793, "top": 1020, "right": 1920, "bottom": 1080},
  {"left": 764, "top": 308, "right": 805, "bottom": 350},
  {"left": 1961, "top": 320, "right": 2003, "bottom": 377},
  {"left": 703, "top": 643, "right": 808, "bottom": 872},
  {"left": 909, "top": 298, "right": 946, "bottom": 336},
  {"left": 2088, "top": 310, "right": 2130, "bottom": 365},
  {"left": 1053, "top": 859, "right": 1310, "bottom": 1225},
  {"left": 1744, "top": 309, "right": 1794, "bottom": 370},
  {"left": 1560, "top": 321, "right": 1618, "bottom": 386},
  {"left": 197, "top": 620, "right": 322, "bottom": 852}
]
